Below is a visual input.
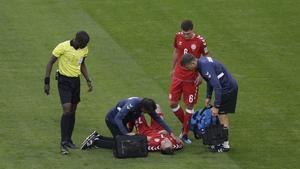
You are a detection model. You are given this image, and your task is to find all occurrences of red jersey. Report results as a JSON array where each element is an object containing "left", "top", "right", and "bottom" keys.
[
  {"left": 134, "top": 114, "right": 183, "bottom": 151},
  {"left": 134, "top": 112, "right": 164, "bottom": 136},
  {"left": 147, "top": 133, "right": 183, "bottom": 151},
  {"left": 173, "top": 32, "right": 208, "bottom": 81}
]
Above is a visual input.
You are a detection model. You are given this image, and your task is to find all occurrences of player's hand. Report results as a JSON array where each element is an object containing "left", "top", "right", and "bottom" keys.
[
  {"left": 170, "top": 133, "right": 183, "bottom": 144},
  {"left": 211, "top": 107, "right": 219, "bottom": 116},
  {"left": 87, "top": 81, "right": 93, "bottom": 92},
  {"left": 194, "top": 74, "right": 202, "bottom": 86},
  {"left": 126, "top": 132, "right": 136, "bottom": 136},
  {"left": 44, "top": 84, "right": 50, "bottom": 95},
  {"left": 205, "top": 98, "right": 211, "bottom": 107}
]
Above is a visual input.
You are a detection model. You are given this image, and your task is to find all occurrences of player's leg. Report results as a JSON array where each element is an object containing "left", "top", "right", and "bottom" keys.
[
  {"left": 93, "top": 135, "right": 115, "bottom": 149},
  {"left": 81, "top": 131, "right": 98, "bottom": 150},
  {"left": 58, "top": 76, "right": 80, "bottom": 154},
  {"left": 66, "top": 78, "right": 80, "bottom": 148},
  {"left": 65, "top": 103, "right": 77, "bottom": 148},
  {"left": 60, "top": 103, "right": 73, "bottom": 154},
  {"left": 217, "top": 87, "right": 238, "bottom": 152},
  {"left": 169, "top": 78, "right": 184, "bottom": 123},
  {"left": 57, "top": 76, "right": 74, "bottom": 154},
  {"left": 181, "top": 82, "right": 199, "bottom": 144},
  {"left": 218, "top": 113, "right": 230, "bottom": 151},
  {"left": 81, "top": 131, "right": 115, "bottom": 150},
  {"left": 105, "top": 117, "right": 123, "bottom": 137},
  {"left": 61, "top": 103, "right": 77, "bottom": 148}
]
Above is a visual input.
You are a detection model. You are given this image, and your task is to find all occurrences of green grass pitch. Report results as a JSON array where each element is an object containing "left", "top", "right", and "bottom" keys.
[{"left": 0, "top": 0, "right": 299, "bottom": 169}]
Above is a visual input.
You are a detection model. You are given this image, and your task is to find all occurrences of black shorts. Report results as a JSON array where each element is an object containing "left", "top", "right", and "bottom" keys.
[
  {"left": 219, "top": 87, "right": 238, "bottom": 114},
  {"left": 57, "top": 73, "right": 80, "bottom": 104}
]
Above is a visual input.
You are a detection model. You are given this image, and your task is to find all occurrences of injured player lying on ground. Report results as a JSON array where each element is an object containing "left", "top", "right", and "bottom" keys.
[{"left": 81, "top": 105, "right": 183, "bottom": 155}]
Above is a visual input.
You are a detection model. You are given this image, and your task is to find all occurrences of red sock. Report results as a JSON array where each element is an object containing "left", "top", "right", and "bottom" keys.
[
  {"left": 183, "top": 113, "right": 193, "bottom": 136},
  {"left": 173, "top": 107, "right": 184, "bottom": 124}
]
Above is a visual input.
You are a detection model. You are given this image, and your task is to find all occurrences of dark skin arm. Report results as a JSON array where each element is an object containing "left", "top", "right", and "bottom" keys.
[
  {"left": 44, "top": 56, "right": 57, "bottom": 95},
  {"left": 81, "top": 58, "right": 93, "bottom": 92}
]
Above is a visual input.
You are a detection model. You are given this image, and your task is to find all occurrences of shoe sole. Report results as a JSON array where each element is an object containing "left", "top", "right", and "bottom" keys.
[
  {"left": 181, "top": 137, "right": 192, "bottom": 144},
  {"left": 182, "top": 140, "right": 192, "bottom": 144},
  {"left": 179, "top": 132, "right": 192, "bottom": 144},
  {"left": 61, "top": 146, "right": 69, "bottom": 155},
  {"left": 208, "top": 146, "right": 230, "bottom": 153},
  {"left": 61, "top": 150, "right": 69, "bottom": 155},
  {"left": 80, "top": 131, "right": 97, "bottom": 150}
]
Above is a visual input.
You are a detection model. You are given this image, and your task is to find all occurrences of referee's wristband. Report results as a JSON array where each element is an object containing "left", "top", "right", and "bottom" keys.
[{"left": 44, "top": 77, "right": 50, "bottom": 85}]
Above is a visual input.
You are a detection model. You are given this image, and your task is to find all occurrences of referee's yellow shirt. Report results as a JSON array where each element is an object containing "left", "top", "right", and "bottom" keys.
[{"left": 52, "top": 40, "right": 88, "bottom": 77}]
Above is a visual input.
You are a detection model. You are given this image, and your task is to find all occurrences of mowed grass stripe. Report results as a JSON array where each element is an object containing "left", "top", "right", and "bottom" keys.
[
  {"left": 0, "top": 1, "right": 243, "bottom": 169},
  {"left": 0, "top": 0, "right": 299, "bottom": 169},
  {"left": 0, "top": 1, "right": 216, "bottom": 169}
]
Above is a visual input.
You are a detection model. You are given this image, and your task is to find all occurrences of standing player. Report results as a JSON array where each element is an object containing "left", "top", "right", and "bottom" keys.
[
  {"left": 44, "top": 31, "right": 93, "bottom": 155},
  {"left": 180, "top": 54, "right": 238, "bottom": 152},
  {"left": 170, "top": 20, "right": 209, "bottom": 144}
]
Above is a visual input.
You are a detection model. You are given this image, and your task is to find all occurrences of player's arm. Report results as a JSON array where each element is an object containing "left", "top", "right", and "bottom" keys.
[
  {"left": 198, "top": 35, "right": 209, "bottom": 57},
  {"left": 195, "top": 72, "right": 203, "bottom": 86},
  {"left": 81, "top": 58, "right": 93, "bottom": 92},
  {"left": 149, "top": 113, "right": 182, "bottom": 143},
  {"left": 205, "top": 82, "right": 213, "bottom": 107},
  {"left": 114, "top": 104, "right": 130, "bottom": 135},
  {"left": 149, "top": 111, "right": 172, "bottom": 133},
  {"left": 205, "top": 67, "right": 222, "bottom": 115},
  {"left": 44, "top": 56, "right": 57, "bottom": 95},
  {"left": 209, "top": 75, "right": 222, "bottom": 108},
  {"left": 171, "top": 35, "right": 179, "bottom": 77},
  {"left": 170, "top": 48, "right": 178, "bottom": 77}
]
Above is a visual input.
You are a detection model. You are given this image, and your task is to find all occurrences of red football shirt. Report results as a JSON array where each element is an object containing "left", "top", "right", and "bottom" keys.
[
  {"left": 173, "top": 32, "right": 208, "bottom": 81},
  {"left": 134, "top": 115, "right": 183, "bottom": 151},
  {"left": 147, "top": 133, "right": 183, "bottom": 151}
]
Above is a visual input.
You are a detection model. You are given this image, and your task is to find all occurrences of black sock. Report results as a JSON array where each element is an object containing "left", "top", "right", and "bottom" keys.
[
  {"left": 61, "top": 113, "right": 71, "bottom": 143},
  {"left": 223, "top": 127, "right": 229, "bottom": 141},
  {"left": 67, "top": 113, "right": 75, "bottom": 142}
]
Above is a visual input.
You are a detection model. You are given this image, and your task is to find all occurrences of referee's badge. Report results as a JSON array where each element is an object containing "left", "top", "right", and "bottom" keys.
[{"left": 78, "top": 57, "right": 83, "bottom": 64}]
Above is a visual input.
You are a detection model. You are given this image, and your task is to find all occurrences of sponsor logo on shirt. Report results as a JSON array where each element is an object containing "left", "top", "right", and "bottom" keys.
[
  {"left": 205, "top": 72, "right": 211, "bottom": 78},
  {"left": 126, "top": 104, "right": 133, "bottom": 110},
  {"left": 154, "top": 138, "right": 160, "bottom": 142},
  {"left": 191, "top": 44, "right": 196, "bottom": 51}
]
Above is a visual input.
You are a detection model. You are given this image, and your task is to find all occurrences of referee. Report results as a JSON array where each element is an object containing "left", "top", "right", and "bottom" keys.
[{"left": 44, "top": 31, "right": 93, "bottom": 155}]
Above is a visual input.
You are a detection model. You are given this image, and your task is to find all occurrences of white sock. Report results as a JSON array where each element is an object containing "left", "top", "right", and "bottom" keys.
[
  {"left": 185, "top": 108, "right": 195, "bottom": 114},
  {"left": 171, "top": 105, "right": 180, "bottom": 112},
  {"left": 223, "top": 141, "right": 230, "bottom": 148}
]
